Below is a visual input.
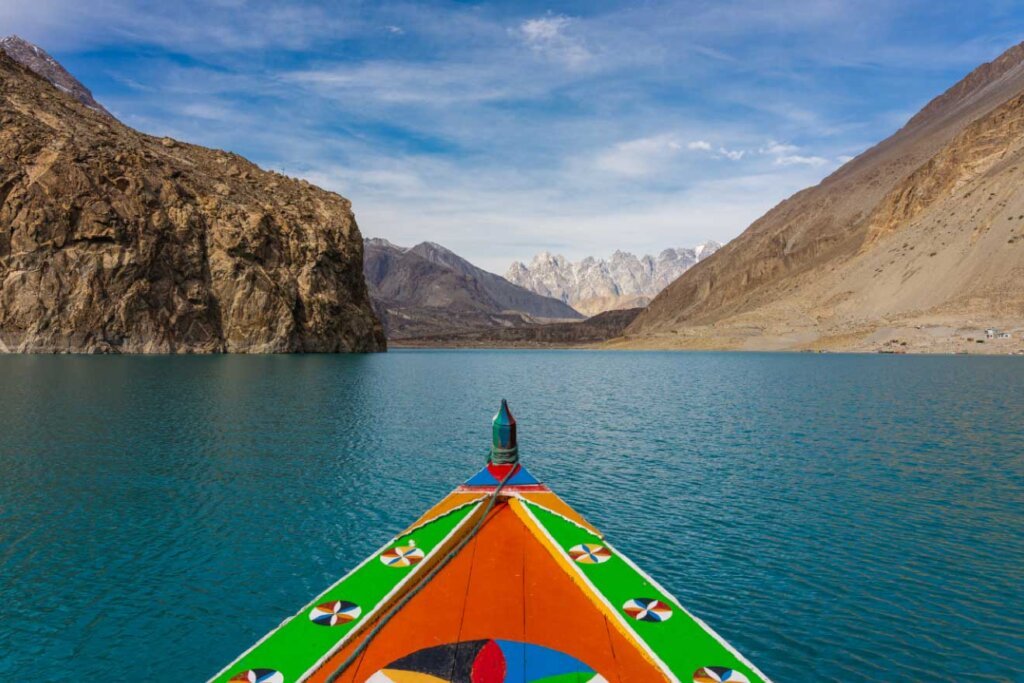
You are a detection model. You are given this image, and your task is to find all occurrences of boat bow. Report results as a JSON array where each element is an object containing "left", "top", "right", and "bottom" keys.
[{"left": 212, "top": 402, "right": 770, "bottom": 683}]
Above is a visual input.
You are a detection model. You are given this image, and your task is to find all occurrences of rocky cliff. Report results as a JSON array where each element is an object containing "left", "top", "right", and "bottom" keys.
[
  {"left": 623, "top": 41, "right": 1024, "bottom": 353},
  {"left": 0, "top": 48, "right": 385, "bottom": 353},
  {"left": 1, "top": 35, "right": 111, "bottom": 117},
  {"left": 506, "top": 242, "right": 720, "bottom": 316}
]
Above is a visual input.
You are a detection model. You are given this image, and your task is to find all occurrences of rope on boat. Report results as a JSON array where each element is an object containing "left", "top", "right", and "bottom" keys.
[
  {"left": 323, "top": 461, "right": 516, "bottom": 682},
  {"left": 489, "top": 445, "right": 519, "bottom": 464}
]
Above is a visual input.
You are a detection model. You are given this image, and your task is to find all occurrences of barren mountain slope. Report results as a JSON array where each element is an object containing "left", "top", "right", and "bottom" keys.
[
  {"left": 1, "top": 35, "right": 111, "bottom": 117},
  {"left": 407, "top": 241, "right": 581, "bottom": 319},
  {"left": 0, "top": 50, "right": 384, "bottom": 353},
  {"left": 624, "top": 42, "right": 1024, "bottom": 353},
  {"left": 364, "top": 238, "right": 578, "bottom": 339}
]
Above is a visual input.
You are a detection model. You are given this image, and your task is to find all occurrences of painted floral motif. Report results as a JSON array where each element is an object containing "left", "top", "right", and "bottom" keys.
[
  {"left": 380, "top": 541, "right": 425, "bottom": 567},
  {"left": 568, "top": 543, "right": 612, "bottom": 564},
  {"left": 622, "top": 598, "right": 673, "bottom": 622},
  {"left": 693, "top": 666, "right": 751, "bottom": 683},
  {"left": 309, "top": 600, "right": 361, "bottom": 626},
  {"left": 368, "top": 638, "right": 606, "bottom": 682}
]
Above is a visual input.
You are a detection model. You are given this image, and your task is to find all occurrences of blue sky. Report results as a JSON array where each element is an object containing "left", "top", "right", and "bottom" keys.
[{"left": 3, "top": 1, "right": 1023, "bottom": 273}]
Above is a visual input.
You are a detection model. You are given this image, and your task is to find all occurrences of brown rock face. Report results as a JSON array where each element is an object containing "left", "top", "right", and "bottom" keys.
[
  {"left": 0, "top": 51, "right": 385, "bottom": 353},
  {"left": 624, "top": 41, "right": 1024, "bottom": 353},
  {"left": 1, "top": 35, "right": 112, "bottom": 118}
]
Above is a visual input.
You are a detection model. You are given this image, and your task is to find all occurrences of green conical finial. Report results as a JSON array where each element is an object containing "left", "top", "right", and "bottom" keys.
[{"left": 490, "top": 399, "right": 518, "bottom": 464}]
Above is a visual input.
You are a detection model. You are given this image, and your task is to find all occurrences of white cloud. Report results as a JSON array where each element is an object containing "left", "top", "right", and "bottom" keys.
[
  {"left": 4, "top": 0, "right": 987, "bottom": 275},
  {"left": 517, "top": 15, "right": 591, "bottom": 68},
  {"left": 774, "top": 154, "right": 829, "bottom": 166},
  {"left": 179, "top": 102, "right": 238, "bottom": 121},
  {"left": 837, "top": 154, "right": 855, "bottom": 164},
  {"left": 594, "top": 134, "right": 684, "bottom": 176},
  {"left": 759, "top": 140, "right": 799, "bottom": 155},
  {"left": 287, "top": 61, "right": 524, "bottom": 106}
]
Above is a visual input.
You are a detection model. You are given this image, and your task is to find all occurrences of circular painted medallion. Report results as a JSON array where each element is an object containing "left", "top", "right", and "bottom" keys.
[
  {"left": 368, "top": 638, "right": 606, "bottom": 682},
  {"left": 228, "top": 669, "right": 284, "bottom": 683},
  {"left": 568, "top": 543, "right": 612, "bottom": 564},
  {"left": 309, "top": 599, "right": 361, "bottom": 626},
  {"left": 693, "top": 666, "right": 751, "bottom": 683},
  {"left": 380, "top": 542, "right": 425, "bottom": 567},
  {"left": 623, "top": 597, "right": 673, "bottom": 622}
]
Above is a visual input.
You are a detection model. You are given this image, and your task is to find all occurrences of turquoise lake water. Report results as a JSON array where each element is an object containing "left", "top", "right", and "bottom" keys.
[{"left": 0, "top": 351, "right": 1022, "bottom": 682}]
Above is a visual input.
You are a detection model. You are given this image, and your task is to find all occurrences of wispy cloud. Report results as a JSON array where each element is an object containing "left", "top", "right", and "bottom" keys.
[
  {"left": 774, "top": 154, "right": 829, "bottom": 166},
  {"left": 718, "top": 147, "right": 746, "bottom": 161},
  {"left": 516, "top": 14, "right": 591, "bottom": 68},
  {"left": 594, "top": 134, "right": 683, "bottom": 176},
  {"left": 2, "top": 0, "right": 1019, "bottom": 272}
]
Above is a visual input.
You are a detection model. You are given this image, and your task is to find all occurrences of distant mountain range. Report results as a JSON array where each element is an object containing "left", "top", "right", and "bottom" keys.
[
  {"left": 364, "top": 238, "right": 582, "bottom": 339},
  {"left": 624, "top": 41, "right": 1024, "bottom": 354},
  {"left": 506, "top": 242, "right": 720, "bottom": 316}
]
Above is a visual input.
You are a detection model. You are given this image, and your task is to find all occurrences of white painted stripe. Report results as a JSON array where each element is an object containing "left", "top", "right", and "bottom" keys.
[
  {"left": 604, "top": 538, "right": 774, "bottom": 683},
  {"left": 297, "top": 501, "right": 484, "bottom": 681},
  {"left": 208, "top": 501, "right": 482, "bottom": 683},
  {"left": 515, "top": 499, "right": 680, "bottom": 683},
  {"left": 207, "top": 530, "right": 394, "bottom": 682},
  {"left": 400, "top": 495, "right": 487, "bottom": 536},
  {"left": 519, "top": 497, "right": 771, "bottom": 682},
  {"left": 509, "top": 492, "right": 604, "bottom": 538}
]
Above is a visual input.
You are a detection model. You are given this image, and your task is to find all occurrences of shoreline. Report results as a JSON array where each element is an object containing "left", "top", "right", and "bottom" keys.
[{"left": 389, "top": 340, "right": 1024, "bottom": 355}]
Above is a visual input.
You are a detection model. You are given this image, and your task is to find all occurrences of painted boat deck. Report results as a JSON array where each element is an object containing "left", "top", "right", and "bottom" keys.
[{"left": 212, "top": 463, "right": 769, "bottom": 683}]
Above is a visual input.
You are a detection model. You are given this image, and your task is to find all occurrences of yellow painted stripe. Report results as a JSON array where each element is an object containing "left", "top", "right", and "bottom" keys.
[
  {"left": 400, "top": 491, "right": 487, "bottom": 535},
  {"left": 516, "top": 490, "right": 603, "bottom": 537},
  {"left": 508, "top": 498, "right": 676, "bottom": 682}
]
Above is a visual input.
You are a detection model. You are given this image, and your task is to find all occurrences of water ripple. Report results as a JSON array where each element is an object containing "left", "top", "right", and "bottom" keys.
[{"left": 0, "top": 352, "right": 1022, "bottom": 682}]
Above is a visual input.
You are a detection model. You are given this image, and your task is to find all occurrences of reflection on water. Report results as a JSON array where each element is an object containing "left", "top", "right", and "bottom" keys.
[{"left": 0, "top": 351, "right": 1022, "bottom": 682}]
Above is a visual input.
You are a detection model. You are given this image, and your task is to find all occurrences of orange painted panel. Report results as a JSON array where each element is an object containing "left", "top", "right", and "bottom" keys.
[
  {"left": 402, "top": 492, "right": 486, "bottom": 534},
  {"left": 305, "top": 503, "right": 667, "bottom": 683}
]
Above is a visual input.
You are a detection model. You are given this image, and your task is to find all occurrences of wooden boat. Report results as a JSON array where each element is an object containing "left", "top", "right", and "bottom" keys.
[{"left": 211, "top": 401, "right": 770, "bottom": 683}]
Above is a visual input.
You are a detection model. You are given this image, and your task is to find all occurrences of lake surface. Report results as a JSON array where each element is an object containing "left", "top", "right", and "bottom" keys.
[{"left": 0, "top": 351, "right": 1022, "bottom": 682}]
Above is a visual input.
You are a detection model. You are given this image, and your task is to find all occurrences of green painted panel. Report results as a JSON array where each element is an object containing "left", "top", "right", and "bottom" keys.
[
  {"left": 211, "top": 502, "right": 478, "bottom": 683},
  {"left": 524, "top": 501, "right": 767, "bottom": 683}
]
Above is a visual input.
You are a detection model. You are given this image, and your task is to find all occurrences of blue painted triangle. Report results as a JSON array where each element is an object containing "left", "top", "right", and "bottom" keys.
[{"left": 464, "top": 465, "right": 539, "bottom": 486}]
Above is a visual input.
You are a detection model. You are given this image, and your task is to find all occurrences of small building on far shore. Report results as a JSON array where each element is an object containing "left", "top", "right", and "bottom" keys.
[{"left": 984, "top": 328, "right": 1013, "bottom": 339}]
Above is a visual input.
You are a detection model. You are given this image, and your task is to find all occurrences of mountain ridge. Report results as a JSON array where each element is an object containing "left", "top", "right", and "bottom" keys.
[
  {"left": 622, "top": 40, "right": 1024, "bottom": 354},
  {"left": 0, "top": 35, "right": 112, "bottom": 117},
  {"left": 364, "top": 237, "right": 581, "bottom": 339},
  {"left": 506, "top": 242, "right": 720, "bottom": 316}
]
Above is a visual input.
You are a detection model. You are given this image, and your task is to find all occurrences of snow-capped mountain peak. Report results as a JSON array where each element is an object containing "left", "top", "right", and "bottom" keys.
[{"left": 505, "top": 241, "right": 721, "bottom": 316}]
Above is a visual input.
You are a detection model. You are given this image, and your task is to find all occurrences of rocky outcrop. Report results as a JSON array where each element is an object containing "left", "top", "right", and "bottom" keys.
[
  {"left": 1, "top": 35, "right": 111, "bottom": 117},
  {"left": 623, "top": 41, "right": 1024, "bottom": 353},
  {"left": 364, "top": 238, "right": 579, "bottom": 339},
  {"left": 0, "top": 49, "right": 385, "bottom": 353},
  {"left": 506, "top": 242, "right": 720, "bottom": 316}
]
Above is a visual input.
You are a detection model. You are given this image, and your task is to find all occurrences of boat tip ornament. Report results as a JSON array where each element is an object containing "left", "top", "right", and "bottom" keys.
[{"left": 489, "top": 398, "right": 519, "bottom": 466}]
